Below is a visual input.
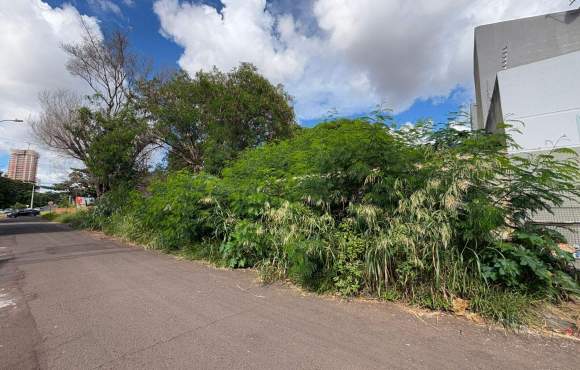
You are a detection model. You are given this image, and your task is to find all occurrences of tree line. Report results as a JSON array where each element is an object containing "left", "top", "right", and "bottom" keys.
[{"left": 0, "top": 173, "right": 63, "bottom": 209}]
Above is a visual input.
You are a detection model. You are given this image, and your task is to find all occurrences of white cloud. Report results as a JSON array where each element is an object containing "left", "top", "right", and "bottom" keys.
[
  {"left": 88, "top": 0, "right": 123, "bottom": 17},
  {"left": 0, "top": 0, "right": 101, "bottom": 185},
  {"left": 87, "top": 0, "right": 136, "bottom": 17},
  {"left": 154, "top": 0, "right": 305, "bottom": 83},
  {"left": 154, "top": 0, "right": 372, "bottom": 119},
  {"left": 313, "top": 0, "right": 569, "bottom": 111},
  {"left": 154, "top": 0, "right": 573, "bottom": 120}
]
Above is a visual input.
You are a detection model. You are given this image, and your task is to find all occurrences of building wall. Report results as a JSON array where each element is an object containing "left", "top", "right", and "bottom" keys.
[
  {"left": 496, "top": 50, "right": 580, "bottom": 152},
  {"left": 472, "top": 10, "right": 580, "bottom": 248},
  {"left": 474, "top": 9, "right": 580, "bottom": 129},
  {"left": 7, "top": 149, "right": 39, "bottom": 183}
]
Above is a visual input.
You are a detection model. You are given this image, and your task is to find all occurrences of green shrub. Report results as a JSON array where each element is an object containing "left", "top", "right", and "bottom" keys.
[
  {"left": 49, "top": 210, "right": 94, "bottom": 229},
  {"left": 333, "top": 229, "right": 366, "bottom": 297},
  {"left": 220, "top": 220, "right": 270, "bottom": 268}
]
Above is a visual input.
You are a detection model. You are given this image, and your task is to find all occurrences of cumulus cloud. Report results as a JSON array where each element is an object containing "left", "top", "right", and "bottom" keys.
[
  {"left": 313, "top": 0, "right": 568, "bottom": 111},
  {"left": 154, "top": 0, "right": 306, "bottom": 82},
  {"left": 154, "top": 0, "right": 371, "bottom": 119},
  {"left": 154, "top": 0, "right": 572, "bottom": 120},
  {"left": 0, "top": 0, "right": 100, "bottom": 185}
]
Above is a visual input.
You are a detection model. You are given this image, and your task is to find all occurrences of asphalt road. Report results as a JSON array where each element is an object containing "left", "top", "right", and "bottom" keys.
[{"left": 0, "top": 217, "right": 577, "bottom": 370}]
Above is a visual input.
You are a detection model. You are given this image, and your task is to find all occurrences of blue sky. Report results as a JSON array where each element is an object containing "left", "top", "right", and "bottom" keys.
[
  {"left": 41, "top": 0, "right": 472, "bottom": 124},
  {"left": 1, "top": 1, "right": 572, "bottom": 182}
]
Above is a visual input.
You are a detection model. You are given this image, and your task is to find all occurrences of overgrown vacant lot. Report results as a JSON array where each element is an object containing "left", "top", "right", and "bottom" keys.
[{"left": 50, "top": 118, "right": 580, "bottom": 329}]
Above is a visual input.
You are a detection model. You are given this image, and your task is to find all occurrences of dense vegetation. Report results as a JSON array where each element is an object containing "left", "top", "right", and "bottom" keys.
[
  {"left": 56, "top": 118, "right": 580, "bottom": 326},
  {"left": 0, "top": 174, "right": 63, "bottom": 209},
  {"left": 29, "top": 24, "right": 578, "bottom": 328},
  {"left": 140, "top": 63, "right": 297, "bottom": 174},
  {"left": 34, "top": 28, "right": 296, "bottom": 194}
]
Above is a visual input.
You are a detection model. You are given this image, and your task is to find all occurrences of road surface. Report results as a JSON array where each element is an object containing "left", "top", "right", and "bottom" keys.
[{"left": 0, "top": 217, "right": 577, "bottom": 369}]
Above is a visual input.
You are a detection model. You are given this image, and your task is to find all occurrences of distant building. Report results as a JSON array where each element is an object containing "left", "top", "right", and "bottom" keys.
[
  {"left": 7, "top": 149, "right": 39, "bottom": 183},
  {"left": 472, "top": 9, "right": 580, "bottom": 153}
]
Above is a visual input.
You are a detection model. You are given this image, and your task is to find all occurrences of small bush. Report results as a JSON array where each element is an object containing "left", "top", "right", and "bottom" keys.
[{"left": 332, "top": 227, "right": 366, "bottom": 297}]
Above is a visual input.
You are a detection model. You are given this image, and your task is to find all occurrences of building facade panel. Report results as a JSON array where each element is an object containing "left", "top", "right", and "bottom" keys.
[
  {"left": 473, "top": 9, "right": 580, "bottom": 130},
  {"left": 496, "top": 50, "right": 580, "bottom": 152}
]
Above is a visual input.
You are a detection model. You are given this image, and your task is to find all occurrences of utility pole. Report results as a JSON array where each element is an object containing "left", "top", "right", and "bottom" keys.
[{"left": 30, "top": 183, "right": 35, "bottom": 209}]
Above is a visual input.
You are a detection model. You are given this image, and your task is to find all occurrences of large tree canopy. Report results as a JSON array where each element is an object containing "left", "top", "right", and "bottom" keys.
[{"left": 141, "top": 63, "right": 298, "bottom": 174}]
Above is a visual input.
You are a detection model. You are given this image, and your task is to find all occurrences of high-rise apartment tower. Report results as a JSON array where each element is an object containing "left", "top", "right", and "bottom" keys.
[{"left": 7, "top": 149, "right": 39, "bottom": 183}]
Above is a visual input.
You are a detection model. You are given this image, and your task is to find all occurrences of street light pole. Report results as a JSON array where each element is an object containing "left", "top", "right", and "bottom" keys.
[
  {"left": 0, "top": 119, "right": 24, "bottom": 124},
  {"left": 30, "top": 183, "right": 35, "bottom": 209}
]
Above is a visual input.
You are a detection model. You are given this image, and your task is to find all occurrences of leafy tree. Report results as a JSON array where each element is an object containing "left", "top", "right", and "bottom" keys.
[
  {"left": 141, "top": 63, "right": 297, "bottom": 174},
  {"left": 33, "top": 26, "right": 152, "bottom": 195},
  {"left": 222, "top": 119, "right": 415, "bottom": 215},
  {"left": 81, "top": 107, "right": 152, "bottom": 194},
  {"left": 33, "top": 191, "right": 67, "bottom": 208}
]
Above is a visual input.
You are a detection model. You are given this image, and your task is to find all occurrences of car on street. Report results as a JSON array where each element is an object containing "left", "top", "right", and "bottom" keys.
[{"left": 6, "top": 208, "right": 40, "bottom": 218}]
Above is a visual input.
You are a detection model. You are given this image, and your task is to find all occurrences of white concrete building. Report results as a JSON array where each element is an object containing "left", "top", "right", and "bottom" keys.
[
  {"left": 472, "top": 9, "right": 580, "bottom": 249},
  {"left": 472, "top": 8, "right": 580, "bottom": 154},
  {"left": 496, "top": 50, "right": 580, "bottom": 153}
]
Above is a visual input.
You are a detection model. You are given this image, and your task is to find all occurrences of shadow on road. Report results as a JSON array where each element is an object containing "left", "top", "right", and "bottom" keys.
[
  {"left": 0, "top": 217, "right": 140, "bottom": 264},
  {"left": 0, "top": 217, "right": 74, "bottom": 236}
]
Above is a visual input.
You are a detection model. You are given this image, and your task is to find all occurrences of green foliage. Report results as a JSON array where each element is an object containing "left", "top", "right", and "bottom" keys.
[
  {"left": 141, "top": 63, "right": 297, "bottom": 174},
  {"left": 470, "top": 289, "right": 536, "bottom": 327},
  {"left": 51, "top": 170, "right": 96, "bottom": 198},
  {"left": 482, "top": 229, "right": 579, "bottom": 298},
  {"left": 332, "top": 226, "right": 366, "bottom": 297},
  {"left": 41, "top": 212, "right": 59, "bottom": 221},
  {"left": 42, "top": 210, "right": 92, "bottom": 228},
  {"left": 0, "top": 176, "right": 33, "bottom": 209},
  {"left": 33, "top": 191, "right": 66, "bottom": 207},
  {"left": 57, "top": 117, "right": 580, "bottom": 326},
  {"left": 11, "top": 202, "right": 27, "bottom": 209},
  {"left": 0, "top": 176, "right": 62, "bottom": 209},
  {"left": 220, "top": 220, "right": 269, "bottom": 268},
  {"left": 82, "top": 107, "right": 151, "bottom": 193}
]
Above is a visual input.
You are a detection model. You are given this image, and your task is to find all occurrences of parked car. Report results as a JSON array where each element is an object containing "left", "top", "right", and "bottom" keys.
[{"left": 6, "top": 208, "right": 40, "bottom": 218}]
